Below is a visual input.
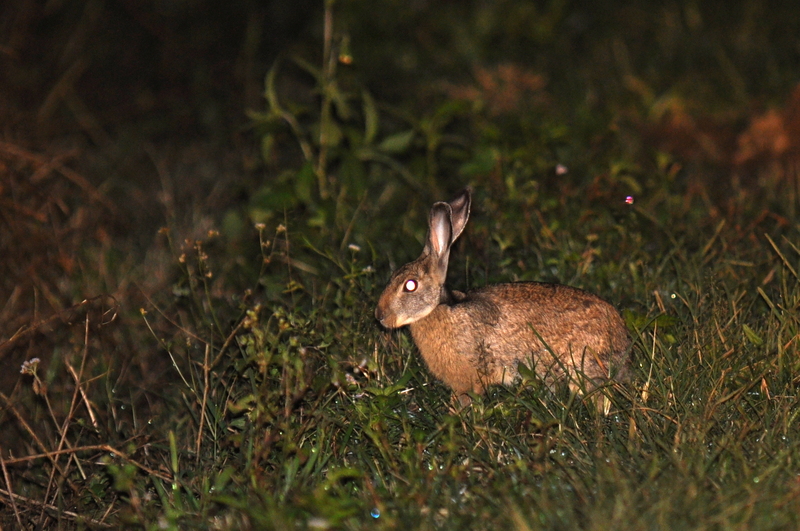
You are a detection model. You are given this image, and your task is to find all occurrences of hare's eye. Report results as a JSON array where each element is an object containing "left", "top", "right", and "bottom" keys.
[{"left": 403, "top": 279, "right": 417, "bottom": 292}]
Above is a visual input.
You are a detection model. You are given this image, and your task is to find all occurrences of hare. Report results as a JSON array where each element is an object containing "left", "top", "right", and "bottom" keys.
[{"left": 375, "top": 188, "right": 631, "bottom": 407}]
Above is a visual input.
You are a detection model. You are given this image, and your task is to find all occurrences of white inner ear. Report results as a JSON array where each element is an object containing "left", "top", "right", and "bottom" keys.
[{"left": 430, "top": 210, "right": 451, "bottom": 256}]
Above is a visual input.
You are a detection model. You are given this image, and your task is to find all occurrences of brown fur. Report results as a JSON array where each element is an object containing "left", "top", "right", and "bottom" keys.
[{"left": 375, "top": 188, "right": 631, "bottom": 406}]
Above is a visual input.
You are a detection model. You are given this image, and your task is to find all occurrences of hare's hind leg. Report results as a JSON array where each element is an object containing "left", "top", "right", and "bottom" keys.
[
  {"left": 566, "top": 376, "right": 618, "bottom": 415},
  {"left": 456, "top": 393, "right": 473, "bottom": 408},
  {"left": 451, "top": 379, "right": 488, "bottom": 408}
]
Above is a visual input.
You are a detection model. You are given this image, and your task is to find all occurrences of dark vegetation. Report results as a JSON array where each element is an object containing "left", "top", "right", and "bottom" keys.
[{"left": 2, "top": 0, "right": 800, "bottom": 528}]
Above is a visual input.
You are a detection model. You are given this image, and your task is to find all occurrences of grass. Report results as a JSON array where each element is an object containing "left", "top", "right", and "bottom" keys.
[{"left": 2, "top": 0, "right": 800, "bottom": 529}]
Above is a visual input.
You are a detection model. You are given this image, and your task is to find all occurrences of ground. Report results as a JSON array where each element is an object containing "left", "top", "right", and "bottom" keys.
[{"left": 1, "top": 1, "right": 800, "bottom": 529}]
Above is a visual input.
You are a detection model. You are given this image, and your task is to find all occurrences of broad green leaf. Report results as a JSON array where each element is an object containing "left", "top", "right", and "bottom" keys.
[
  {"left": 378, "top": 129, "right": 415, "bottom": 153},
  {"left": 319, "top": 119, "right": 343, "bottom": 148}
]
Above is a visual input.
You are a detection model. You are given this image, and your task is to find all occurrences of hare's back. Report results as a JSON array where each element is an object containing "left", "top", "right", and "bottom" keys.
[
  {"left": 466, "top": 282, "right": 626, "bottom": 333},
  {"left": 471, "top": 281, "right": 609, "bottom": 304},
  {"left": 462, "top": 282, "right": 630, "bottom": 371}
]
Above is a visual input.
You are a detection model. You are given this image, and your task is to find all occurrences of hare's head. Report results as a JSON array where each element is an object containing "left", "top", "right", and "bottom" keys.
[{"left": 375, "top": 189, "right": 472, "bottom": 328}]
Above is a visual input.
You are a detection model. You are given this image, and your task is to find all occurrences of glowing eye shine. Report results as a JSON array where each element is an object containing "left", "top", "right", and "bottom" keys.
[{"left": 403, "top": 279, "right": 417, "bottom": 292}]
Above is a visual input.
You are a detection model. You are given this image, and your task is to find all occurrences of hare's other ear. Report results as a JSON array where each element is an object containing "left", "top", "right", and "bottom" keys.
[
  {"left": 425, "top": 202, "right": 453, "bottom": 268},
  {"left": 447, "top": 188, "right": 472, "bottom": 243}
]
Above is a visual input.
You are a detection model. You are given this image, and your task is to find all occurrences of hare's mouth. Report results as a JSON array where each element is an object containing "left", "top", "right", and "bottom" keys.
[
  {"left": 376, "top": 313, "right": 405, "bottom": 329},
  {"left": 376, "top": 306, "right": 434, "bottom": 329},
  {"left": 375, "top": 308, "right": 411, "bottom": 329}
]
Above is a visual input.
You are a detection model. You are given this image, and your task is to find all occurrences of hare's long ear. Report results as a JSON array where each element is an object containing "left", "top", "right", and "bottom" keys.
[
  {"left": 424, "top": 202, "right": 453, "bottom": 272},
  {"left": 447, "top": 188, "right": 471, "bottom": 243}
]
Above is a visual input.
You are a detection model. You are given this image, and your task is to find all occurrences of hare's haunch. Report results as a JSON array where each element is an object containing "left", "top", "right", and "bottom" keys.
[{"left": 375, "top": 188, "right": 631, "bottom": 406}]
